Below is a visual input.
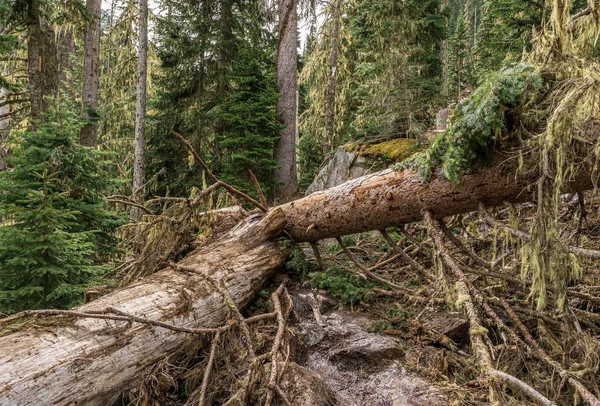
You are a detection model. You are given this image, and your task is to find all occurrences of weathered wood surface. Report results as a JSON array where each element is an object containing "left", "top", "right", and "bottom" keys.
[{"left": 0, "top": 209, "right": 287, "bottom": 406}]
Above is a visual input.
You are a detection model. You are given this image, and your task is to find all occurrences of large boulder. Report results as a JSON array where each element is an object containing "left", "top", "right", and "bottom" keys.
[
  {"left": 306, "top": 139, "right": 420, "bottom": 195},
  {"left": 306, "top": 146, "right": 369, "bottom": 195}
]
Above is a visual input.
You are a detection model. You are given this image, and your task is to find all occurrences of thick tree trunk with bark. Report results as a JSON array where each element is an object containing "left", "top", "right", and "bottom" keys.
[
  {"left": 280, "top": 155, "right": 595, "bottom": 242},
  {"left": 0, "top": 79, "right": 8, "bottom": 171},
  {"left": 27, "top": 3, "right": 58, "bottom": 121},
  {"left": 80, "top": 0, "right": 102, "bottom": 147},
  {"left": 274, "top": 0, "right": 299, "bottom": 199},
  {"left": 133, "top": 0, "right": 149, "bottom": 214},
  {"left": 0, "top": 210, "right": 287, "bottom": 406},
  {"left": 0, "top": 158, "right": 596, "bottom": 405}
]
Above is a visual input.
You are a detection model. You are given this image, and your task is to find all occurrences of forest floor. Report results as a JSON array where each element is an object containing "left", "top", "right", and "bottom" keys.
[{"left": 252, "top": 190, "right": 600, "bottom": 406}]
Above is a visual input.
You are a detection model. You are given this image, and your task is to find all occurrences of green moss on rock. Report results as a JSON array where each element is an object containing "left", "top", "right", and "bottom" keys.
[{"left": 344, "top": 138, "right": 423, "bottom": 162}]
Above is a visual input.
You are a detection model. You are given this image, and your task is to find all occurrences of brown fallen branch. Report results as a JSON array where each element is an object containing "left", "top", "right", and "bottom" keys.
[
  {"left": 380, "top": 229, "right": 435, "bottom": 282},
  {"left": 335, "top": 236, "right": 419, "bottom": 290},
  {"left": 422, "top": 211, "right": 495, "bottom": 383},
  {"left": 486, "top": 369, "right": 558, "bottom": 406},
  {"left": 264, "top": 278, "right": 290, "bottom": 406},
  {"left": 197, "top": 330, "right": 221, "bottom": 406},
  {"left": 173, "top": 131, "right": 268, "bottom": 212},
  {"left": 424, "top": 210, "right": 568, "bottom": 405},
  {"left": 439, "top": 219, "right": 494, "bottom": 271},
  {"left": 249, "top": 169, "right": 269, "bottom": 209},
  {"left": 310, "top": 242, "right": 326, "bottom": 270}
]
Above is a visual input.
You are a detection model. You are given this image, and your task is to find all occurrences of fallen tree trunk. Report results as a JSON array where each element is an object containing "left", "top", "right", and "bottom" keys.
[
  {"left": 0, "top": 209, "right": 287, "bottom": 406},
  {"left": 0, "top": 159, "right": 596, "bottom": 405},
  {"left": 282, "top": 155, "right": 595, "bottom": 241}
]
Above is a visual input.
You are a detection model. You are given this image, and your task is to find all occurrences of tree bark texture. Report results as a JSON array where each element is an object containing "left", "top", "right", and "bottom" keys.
[
  {"left": 325, "top": 0, "right": 340, "bottom": 153},
  {"left": 274, "top": 0, "right": 299, "bottom": 199},
  {"left": 0, "top": 210, "right": 288, "bottom": 406},
  {"left": 280, "top": 156, "right": 596, "bottom": 242},
  {"left": 133, "top": 0, "right": 149, "bottom": 211},
  {"left": 0, "top": 78, "right": 8, "bottom": 171},
  {"left": 27, "top": 3, "right": 58, "bottom": 121},
  {"left": 80, "top": 0, "right": 102, "bottom": 147}
]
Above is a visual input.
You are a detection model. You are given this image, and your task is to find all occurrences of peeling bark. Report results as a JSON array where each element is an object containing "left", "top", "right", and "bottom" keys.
[{"left": 0, "top": 155, "right": 597, "bottom": 404}]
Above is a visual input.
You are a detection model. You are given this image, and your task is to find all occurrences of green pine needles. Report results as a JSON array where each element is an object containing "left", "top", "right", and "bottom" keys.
[
  {"left": 401, "top": 63, "right": 543, "bottom": 183},
  {"left": 210, "top": 40, "right": 282, "bottom": 196},
  {"left": 0, "top": 103, "right": 123, "bottom": 313}
]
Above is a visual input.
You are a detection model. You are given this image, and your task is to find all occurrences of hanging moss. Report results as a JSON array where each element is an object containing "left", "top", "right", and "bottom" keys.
[{"left": 399, "top": 63, "right": 543, "bottom": 183}]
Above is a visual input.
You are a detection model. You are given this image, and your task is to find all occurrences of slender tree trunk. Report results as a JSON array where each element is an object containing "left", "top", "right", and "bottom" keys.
[
  {"left": 325, "top": 1, "right": 340, "bottom": 154},
  {"left": 0, "top": 77, "right": 8, "bottom": 171},
  {"left": 80, "top": 0, "right": 102, "bottom": 147},
  {"left": 27, "top": 2, "right": 58, "bottom": 122},
  {"left": 401, "top": 41, "right": 413, "bottom": 137},
  {"left": 133, "top": 0, "right": 149, "bottom": 215},
  {"left": 274, "top": 0, "right": 299, "bottom": 199},
  {"left": 57, "top": 28, "right": 75, "bottom": 94},
  {"left": 441, "top": 0, "right": 449, "bottom": 98}
]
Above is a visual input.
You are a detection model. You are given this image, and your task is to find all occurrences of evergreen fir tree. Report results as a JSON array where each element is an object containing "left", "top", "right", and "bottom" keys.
[
  {"left": 449, "top": 12, "right": 472, "bottom": 99},
  {"left": 209, "top": 34, "right": 282, "bottom": 195},
  {"left": 349, "top": 0, "right": 446, "bottom": 140},
  {"left": 0, "top": 101, "right": 122, "bottom": 313}
]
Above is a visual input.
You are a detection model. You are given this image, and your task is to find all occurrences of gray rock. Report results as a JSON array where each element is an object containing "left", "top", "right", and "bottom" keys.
[
  {"left": 296, "top": 309, "right": 448, "bottom": 406},
  {"left": 306, "top": 146, "right": 369, "bottom": 195}
]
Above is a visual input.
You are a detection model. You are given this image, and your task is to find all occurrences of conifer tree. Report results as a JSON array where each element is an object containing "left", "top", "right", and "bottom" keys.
[
  {"left": 449, "top": 12, "right": 472, "bottom": 99},
  {"left": 210, "top": 36, "right": 282, "bottom": 195},
  {"left": 149, "top": 0, "right": 280, "bottom": 197},
  {"left": 350, "top": 0, "right": 446, "bottom": 140},
  {"left": 0, "top": 102, "right": 122, "bottom": 313}
]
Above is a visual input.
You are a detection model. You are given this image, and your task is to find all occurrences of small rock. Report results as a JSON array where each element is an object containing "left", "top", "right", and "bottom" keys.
[{"left": 419, "top": 308, "right": 469, "bottom": 346}]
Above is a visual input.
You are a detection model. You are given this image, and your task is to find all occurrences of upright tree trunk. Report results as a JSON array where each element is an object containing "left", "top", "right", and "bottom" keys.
[
  {"left": 133, "top": 0, "right": 148, "bottom": 214},
  {"left": 80, "top": 0, "right": 102, "bottom": 147},
  {"left": 274, "top": 0, "right": 299, "bottom": 199},
  {"left": 57, "top": 28, "right": 75, "bottom": 95},
  {"left": 27, "top": 2, "right": 58, "bottom": 122},
  {"left": 440, "top": 0, "right": 449, "bottom": 98},
  {"left": 325, "top": 1, "right": 340, "bottom": 154},
  {"left": 0, "top": 78, "right": 8, "bottom": 171}
]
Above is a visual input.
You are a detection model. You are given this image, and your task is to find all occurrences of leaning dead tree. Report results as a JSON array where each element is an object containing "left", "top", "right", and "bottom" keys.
[{"left": 2, "top": 1, "right": 600, "bottom": 405}]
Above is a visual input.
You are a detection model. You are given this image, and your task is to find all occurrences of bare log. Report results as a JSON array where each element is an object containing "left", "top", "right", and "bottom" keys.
[{"left": 0, "top": 209, "right": 287, "bottom": 406}]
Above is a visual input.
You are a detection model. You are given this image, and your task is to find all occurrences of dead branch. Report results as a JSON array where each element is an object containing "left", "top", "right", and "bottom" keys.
[
  {"left": 249, "top": 169, "right": 269, "bottom": 209},
  {"left": 197, "top": 331, "right": 221, "bottom": 406},
  {"left": 380, "top": 229, "right": 435, "bottom": 282},
  {"left": 486, "top": 369, "right": 558, "bottom": 406},
  {"left": 499, "top": 298, "right": 600, "bottom": 406},
  {"left": 173, "top": 131, "right": 268, "bottom": 212},
  {"left": 264, "top": 278, "right": 290, "bottom": 406}
]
